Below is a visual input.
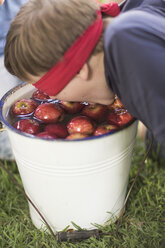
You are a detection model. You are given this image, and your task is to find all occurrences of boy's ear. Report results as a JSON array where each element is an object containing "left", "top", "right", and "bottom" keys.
[{"left": 77, "top": 63, "right": 89, "bottom": 81}]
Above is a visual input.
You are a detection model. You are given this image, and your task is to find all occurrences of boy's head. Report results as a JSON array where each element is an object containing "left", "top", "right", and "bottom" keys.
[
  {"left": 5, "top": 0, "right": 118, "bottom": 104},
  {"left": 5, "top": 0, "right": 102, "bottom": 82}
]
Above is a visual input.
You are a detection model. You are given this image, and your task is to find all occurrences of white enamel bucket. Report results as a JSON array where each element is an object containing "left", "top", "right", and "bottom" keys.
[{"left": 0, "top": 82, "right": 137, "bottom": 232}]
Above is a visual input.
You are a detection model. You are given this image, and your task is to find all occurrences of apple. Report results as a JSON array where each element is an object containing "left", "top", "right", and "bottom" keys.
[
  {"left": 81, "top": 103, "right": 108, "bottom": 122},
  {"left": 36, "top": 131, "right": 58, "bottom": 139},
  {"left": 94, "top": 124, "right": 118, "bottom": 136},
  {"left": 13, "top": 118, "right": 40, "bottom": 134},
  {"left": 66, "top": 133, "right": 89, "bottom": 140},
  {"left": 44, "top": 123, "right": 68, "bottom": 138},
  {"left": 67, "top": 116, "right": 95, "bottom": 135},
  {"left": 34, "top": 103, "right": 64, "bottom": 123},
  {"left": 12, "top": 98, "right": 38, "bottom": 116},
  {"left": 107, "top": 110, "right": 134, "bottom": 127},
  {"left": 108, "top": 97, "right": 124, "bottom": 111},
  {"left": 32, "top": 90, "right": 51, "bottom": 101},
  {"left": 60, "top": 101, "right": 84, "bottom": 114}
]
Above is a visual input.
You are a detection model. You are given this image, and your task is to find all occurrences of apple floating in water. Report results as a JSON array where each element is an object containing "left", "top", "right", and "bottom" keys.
[
  {"left": 12, "top": 98, "right": 38, "bottom": 116},
  {"left": 36, "top": 131, "right": 58, "bottom": 139},
  {"left": 60, "top": 100, "right": 84, "bottom": 114},
  {"left": 67, "top": 116, "right": 95, "bottom": 135},
  {"left": 44, "top": 123, "right": 68, "bottom": 138},
  {"left": 66, "top": 133, "right": 89, "bottom": 140},
  {"left": 94, "top": 124, "right": 118, "bottom": 136},
  {"left": 107, "top": 110, "right": 134, "bottom": 127},
  {"left": 81, "top": 103, "right": 108, "bottom": 122},
  {"left": 32, "top": 89, "right": 51, "bottom": 102},
  {"left": 34, "top": 103, "right": 64, "bottom": 123},
  {"left": 108, "top": 97, "right": 125, "bottom": 111},
  {"left": 13, "top": 118, "right": 40, "bottom": 135}
]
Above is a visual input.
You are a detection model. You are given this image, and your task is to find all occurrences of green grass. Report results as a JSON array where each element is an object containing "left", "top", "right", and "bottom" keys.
[{"left": 0, "top": 138, "right": 165, "bottom": 248}]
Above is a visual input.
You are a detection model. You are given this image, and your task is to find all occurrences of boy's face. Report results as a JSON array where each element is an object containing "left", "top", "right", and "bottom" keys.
[
  {"left": 27, "top": 54, "right": 115, "bottom": 105},
  {"left": 28, "top": 71, "right": 115, "bottom": 106},
  {"left": 51, "top": 76, "right": 114, "bottom": 105}
]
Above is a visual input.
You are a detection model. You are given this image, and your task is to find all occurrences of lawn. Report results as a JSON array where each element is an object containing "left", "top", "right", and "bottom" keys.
[{"left": 0, "top": 137, "right": 164, "bottom": 248}]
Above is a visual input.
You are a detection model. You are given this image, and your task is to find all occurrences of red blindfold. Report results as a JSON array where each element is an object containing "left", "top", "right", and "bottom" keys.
[{"left": 33, "top": 2, "right": 120, "bottom": 96}]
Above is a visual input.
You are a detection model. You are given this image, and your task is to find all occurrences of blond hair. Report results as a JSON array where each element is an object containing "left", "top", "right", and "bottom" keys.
[{"left": 5, "top": 0, "right": 105, "bottom": 81}]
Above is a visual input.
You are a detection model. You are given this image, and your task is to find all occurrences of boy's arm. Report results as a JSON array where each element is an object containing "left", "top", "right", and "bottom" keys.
[
  {"left": 104, "top": 9, "right": 165, "bottom": 143},
  {"left": 0, "top": 0, "right": 5, "bottom": 5}
]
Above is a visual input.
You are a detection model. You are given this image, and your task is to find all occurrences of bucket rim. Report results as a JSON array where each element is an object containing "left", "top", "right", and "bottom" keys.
[{"left": 0, "top": 82, "right": 136, "bottom": 142}]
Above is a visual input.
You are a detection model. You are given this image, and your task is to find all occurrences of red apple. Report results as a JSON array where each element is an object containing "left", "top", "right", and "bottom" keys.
[
  {"left": 81, "top": 103, "right": 108, "bottom": 122},
  {"left": 44, "top": 123, "right": 68, "bottom": 138},
  {"left": 32, "top": 90, "right": 51, "bottom": 101},
  {"left": 107, "top": 110, "right": 134, "bottom": 127},
  {"left": 36, "top": 131, "right": 58, "bottom": 139},
  {"left": 12, "top": 98, "right": 38, "bottom": 116},
  {"left": 108, "top": 97, "right": 124, "bottom": 111},
  {"left": 60, "top": 101, "right": 84, "bottom": 114},
  {"left": 13, "top": 118, "right": 40, "bottom": 134},
  {"left": 34, "top": 103, "right": 64, "bottom": 123},
  {"left": 94, "top": 124, "right": 118, "bottom": 136},
  {"left": 66, "top": 133, "right": 89, "bottom": 140},
  {"left": 67, "top": 116, "right": 95, "bottom": 135}
]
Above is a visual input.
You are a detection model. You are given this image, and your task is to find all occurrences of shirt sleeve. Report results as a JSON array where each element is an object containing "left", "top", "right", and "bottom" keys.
[{"left": 104, "top": 9, "right": 165, "bottom": 143}]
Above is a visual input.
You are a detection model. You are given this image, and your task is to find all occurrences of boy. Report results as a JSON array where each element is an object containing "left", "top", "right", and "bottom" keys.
[{"left": 4, "top": 0, "right": 165, "bottom": 161}]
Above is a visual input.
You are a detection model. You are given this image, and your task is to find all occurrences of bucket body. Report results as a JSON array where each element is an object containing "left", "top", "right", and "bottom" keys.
[{"left": 0, "top": 83, "right": 137, "bottom": 232}]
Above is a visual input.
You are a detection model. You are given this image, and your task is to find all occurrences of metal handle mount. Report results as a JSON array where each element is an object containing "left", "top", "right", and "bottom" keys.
[{"left": 0, "top": 121, "right": 5, "bottom": 132}]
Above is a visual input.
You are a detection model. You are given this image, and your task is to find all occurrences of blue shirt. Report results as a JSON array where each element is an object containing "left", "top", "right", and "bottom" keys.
[
  {"left": 0, "top": 0, "right": 28, "bottom": 56},
  {"left": 104, "top": 0, "right": 165, "bottom": 143}
]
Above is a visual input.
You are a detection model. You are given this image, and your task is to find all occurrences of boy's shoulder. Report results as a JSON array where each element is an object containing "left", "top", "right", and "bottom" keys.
[
  {"left": 103, "top": 1, "right": 165, "bottom": 144},
  {"left": 104, "top": 4, "right": 165, "bottom": 50}
]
